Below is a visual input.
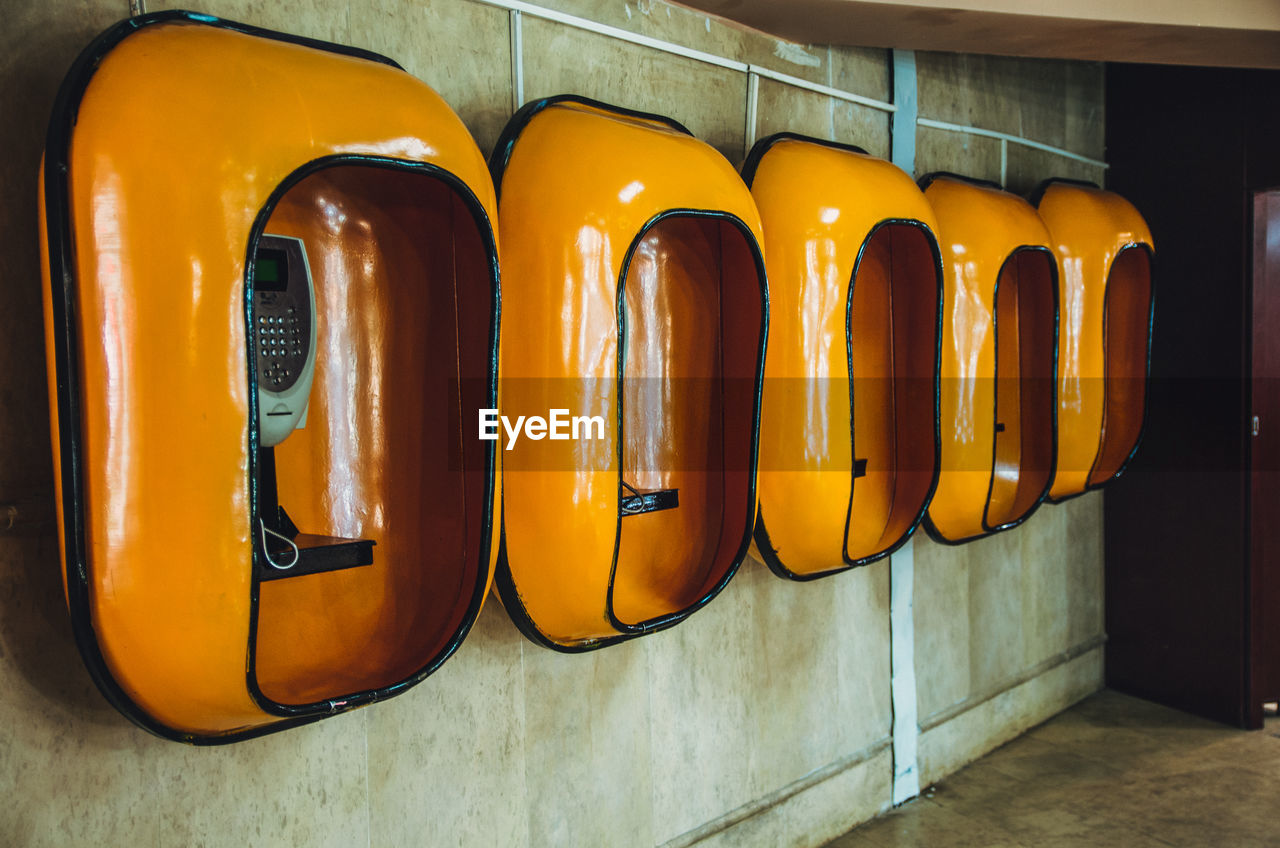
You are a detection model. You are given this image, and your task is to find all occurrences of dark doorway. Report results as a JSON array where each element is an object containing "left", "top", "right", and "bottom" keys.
[{"left": 1251, "top": 189, "right": 1280, "bottom": 726}]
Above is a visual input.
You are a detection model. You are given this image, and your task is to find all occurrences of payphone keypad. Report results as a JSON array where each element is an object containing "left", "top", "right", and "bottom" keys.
[{"left": 252, "top": 241, "right": 312, "bottom": 394}]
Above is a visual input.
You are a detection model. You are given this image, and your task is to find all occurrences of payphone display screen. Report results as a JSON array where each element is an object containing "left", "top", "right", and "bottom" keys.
[{"left": 255, "top": 249, "right": 288, "bottom": 292}]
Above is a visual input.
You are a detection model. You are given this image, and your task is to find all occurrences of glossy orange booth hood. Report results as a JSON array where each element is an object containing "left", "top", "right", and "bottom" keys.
[
  {"left": 40, "top": 12, "right": 500, "bottom": 742},
  {"left": 922, "top": 174, "right": 1059, "bottom": 544},
  {"left": 1034, "top": 179, "right": 1154, "bottom": 501},
  {"left": 491, "top": 96, "right": 768, "bottom": 650},
  {"left": 744, "top": 134, "right": 942, "bottom": 579}
]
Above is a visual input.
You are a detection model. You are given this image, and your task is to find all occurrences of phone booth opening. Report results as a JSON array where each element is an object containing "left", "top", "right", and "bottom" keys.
[
  {"left": 988, "top": 248, "right": 1058, "bottom": 527},
  {"left": 614, "top": 214, "right": 763, "bottom": 624},
  {"left": 1093, "top": 247, "right": 1153, "bottom": 484},
  {"left": 249, "top": 161, "right": 496, "bottom": 708}
]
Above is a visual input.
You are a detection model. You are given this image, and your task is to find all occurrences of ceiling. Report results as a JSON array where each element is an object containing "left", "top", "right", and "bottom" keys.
[{"left": 674, "top": 0, "right": 1280, "bottom": 69}]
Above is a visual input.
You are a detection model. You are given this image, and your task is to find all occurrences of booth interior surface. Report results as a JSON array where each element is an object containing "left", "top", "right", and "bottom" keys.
[
  {"left": 1, "top": 0, "right": 1105, "bottom": 845},
  {"left": 615, "top": 215, "right": 762, "bottom": 624},
  {"left": 256, "top": 163, "right": 496, "bottom": 707}
]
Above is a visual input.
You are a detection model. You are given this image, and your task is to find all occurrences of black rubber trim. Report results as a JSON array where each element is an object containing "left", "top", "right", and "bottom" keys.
[
  {"left": 740, "top": 131, "right": 870, "bottom": 188},
  {"left": 753, "top": 219, "right": 944, "bottom": 581},
  {"left": 917, "top": 170, "right": 1005, "bottom": 193},
  {"left": 41, "top": 11, "right": 489, "bottom": 744},
  {"left": 922, "top": 244, "right": 1061, "bottom": 545},
  {"left": 242, "top": 155, "right": 500, "bottom": 721},
  {"left": 1027, "top": 176, "right": 1102, "bottom": 208},
  {"left": 488, "top": 94, "right": 693, "bottom": 201}
]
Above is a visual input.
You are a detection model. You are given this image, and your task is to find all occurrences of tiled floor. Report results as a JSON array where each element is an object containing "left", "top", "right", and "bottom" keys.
[{"left": 826, "top": 690, "right": 1280, "bottom": 847}]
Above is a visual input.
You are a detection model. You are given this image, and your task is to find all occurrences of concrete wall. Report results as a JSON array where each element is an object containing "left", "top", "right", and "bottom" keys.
[{"left": 0, "top": 1, "right": 1105, "bottom": 845}]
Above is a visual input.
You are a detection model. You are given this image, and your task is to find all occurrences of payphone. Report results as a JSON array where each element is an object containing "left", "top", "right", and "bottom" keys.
[{"left": 251, "top": 234, "right": 374, "bottom": 578}]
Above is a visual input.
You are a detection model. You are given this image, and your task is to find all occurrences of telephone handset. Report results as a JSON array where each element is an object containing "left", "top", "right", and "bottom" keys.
[
  {"left": 251, "top": 234, "right": 374, "bottom": 579},
  {"left": 253, "top": 235, "right": 316, "bottom": 448}
]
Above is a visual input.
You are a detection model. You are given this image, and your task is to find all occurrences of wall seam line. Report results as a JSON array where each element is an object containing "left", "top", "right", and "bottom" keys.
[
  {"left": 919, "top": 634, "right": 1108, "bottom": 732},
  {"left": 518, "top": 636, "right": 532, "bottom": 848},
  {"left": 656, "top": 737, "right": 893, "bottom": 848},
  {"left": 917, "top": 116, "right": 1108, "bottom": 168},
  {"left": 363, "top": 710, "right": 372, "bottom": 848}
]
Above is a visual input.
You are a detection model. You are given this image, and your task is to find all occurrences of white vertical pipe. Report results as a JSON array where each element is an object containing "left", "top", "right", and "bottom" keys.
[
  {"left": 509, "top": 8, "right": 525, "bottom": 112},
  {"left": 890, "top": 539, "right": 921, "bottom": 805},
  {"left": 889, "top": 47, "right": 921, "bottom": 808},
  {"left": 745, "top": 70, "right": 760, "bottom": 151},
  {"left": 890, "top": 49, "right": 917, "bottom": 176}
]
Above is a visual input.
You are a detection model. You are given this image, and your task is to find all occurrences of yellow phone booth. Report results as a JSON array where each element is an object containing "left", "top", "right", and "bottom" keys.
[
  {"left": 1034, "top": 179, "right": 1155, "bottom": 501},
  {"left": 40, "top": 12, "right": 500, "bottom": 742},
  {"left": 921, "top": 174, "right": 1059, "bottom": 544},
  {"left": 490, "top": 96, "right": 768, "bottom": 650},
  {"left": 743, "top": 134, "right": 942, "bottom": 579}
]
